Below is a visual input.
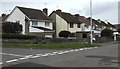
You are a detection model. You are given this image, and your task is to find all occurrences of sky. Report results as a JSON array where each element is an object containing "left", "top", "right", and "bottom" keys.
[{"left": 0, "top": 0, "right": 119, "bottom": 24}]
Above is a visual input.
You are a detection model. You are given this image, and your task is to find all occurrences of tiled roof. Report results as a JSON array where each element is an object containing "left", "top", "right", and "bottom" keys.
[
  {"left": 78, "top": 16, "right": 90, "bottom": 25},
  {"left": 17, "top": 6, "right": 51, "bottom": 20},
  {"left": 55, "top": 11, "right": 81, "bottom": 23}
]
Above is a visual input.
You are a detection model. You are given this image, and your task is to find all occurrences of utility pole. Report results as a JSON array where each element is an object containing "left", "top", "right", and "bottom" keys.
[{"left": 90, "top": 0, "right": 93, "bottom": 44}]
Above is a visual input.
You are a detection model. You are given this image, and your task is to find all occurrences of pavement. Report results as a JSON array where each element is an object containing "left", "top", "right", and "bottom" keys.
[{"left": 0, "top": 41, "right": 119, "bottom": 67}]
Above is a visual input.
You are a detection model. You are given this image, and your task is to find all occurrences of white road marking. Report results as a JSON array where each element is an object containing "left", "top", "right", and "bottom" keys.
[
  {"left": 94, "top": 47, "right": 98, "bottom": 48},
  {"left": 2, "top": 46, "right": 99, "bottom": 65},
  {"left": 87, "top": 47, "right": 93, "bottom": 49},
  {"left": 25, "top": 55, "right": 33, "bottom": 58},
  {"left": 79, "top": 48, "right": 84, "bottom": 50},
  {"left": 69, "top": 50, "right": 74, "bottom": 52},
  {"left": 42, "top": 54, "right": 49, "bottom": 57},
  {"left": 19, "top": 57, "right": 28, "bottom": 60},
  {"left": 53, "top": 52, "right": 58, "bottom": 54},
  {"left": 83, "top": 48, "right": 88, "bottom": 49},
  {"left": 74, "top": 49, "right": 79, "bottom": 51},
  {"left": 57, "top": 51, "right": 65, "bottom": 55},
  {"left": 0, "top": 53, "right": 25, "bottom": 57},
  {"left": 6, "top": 59, "right": 18, "bottom": 63},
  {"left": 49, "top": 53, "right": 56, "bottom": 56},
  {"left": 63, "top": 51, "right": 70, "bottom": 53},
  {"left": 30, "top": 55, "right": 40, "bottom": 58}
]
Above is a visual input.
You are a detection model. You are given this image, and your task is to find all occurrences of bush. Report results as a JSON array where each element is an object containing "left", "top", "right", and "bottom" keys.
[
  {"left": 2, "top": 22, "right": 22, "bottom": 33},
  {"left": 101, "top": 28, "right": 113, "bottom": 37},
  {"left": 2, "top": 33, "right": 36, "bottom": 39},
  {"left": 59, "top": 30, "right": 71, "bottom": 38}
]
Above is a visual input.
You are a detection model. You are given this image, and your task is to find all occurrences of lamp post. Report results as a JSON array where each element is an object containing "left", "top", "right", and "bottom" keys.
[{"left": 90, "top": 0, "right": 93, "bottom": 44}]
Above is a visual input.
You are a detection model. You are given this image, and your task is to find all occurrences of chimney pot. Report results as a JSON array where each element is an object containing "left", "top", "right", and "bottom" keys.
[
  {"left": 43, "top": 8, "right": 48, "bottom": 15},
  {"left": 56, "top": 9, "right": 62, "bottom": 16},
  {"left": 74, "top": 14, "right": 80, "bottom": 18}
]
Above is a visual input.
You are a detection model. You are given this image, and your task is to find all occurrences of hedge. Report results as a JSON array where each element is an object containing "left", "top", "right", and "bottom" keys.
[{"left": 2, "top": 33, "right": 36, "bottom": 39}]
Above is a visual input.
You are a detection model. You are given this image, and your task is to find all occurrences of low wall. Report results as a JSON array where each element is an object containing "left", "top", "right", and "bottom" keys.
[{"left": 2, "top": 39, "right": 37, "bottom": 44}]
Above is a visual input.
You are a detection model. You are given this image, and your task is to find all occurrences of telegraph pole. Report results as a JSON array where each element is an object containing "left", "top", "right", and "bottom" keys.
[{"left": 90, "top": 0, "right": 93, "bottom": 44}]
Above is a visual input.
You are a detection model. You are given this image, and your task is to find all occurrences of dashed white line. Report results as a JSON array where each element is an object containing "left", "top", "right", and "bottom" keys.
[
  {"left": 79, "top": 48, "right": 84, "bottom": 50},
  {"left": 2, "top": 46, "right": 99, "bottom": 65},
  {"left": 6, "top": 59, "right": 18, "bottom": 63},
  {"left": 30, "top": 55, "right": 40, "bottom": 58},
  {"left": 53, "top": 52, "right": 58, "bottom": 54},
  {"left": 74, "top": 49, "right": 79, "bottom": 51},
  {"left": 19, "top": 57, "right": 28, "bottom": 60},
  {"left": 0, "top": 53, "right": 25, "bottom": 57},
  {"left": 42, "top": 54, "right": 49, "bottom": 57},
  {"left": 69, "top": 50, "right": 74, "bottom": 52}
]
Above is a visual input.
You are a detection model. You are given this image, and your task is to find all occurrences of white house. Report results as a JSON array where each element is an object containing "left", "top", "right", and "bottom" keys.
[{"left": 5, "top": 6, "right": 54, "bottom": 38}]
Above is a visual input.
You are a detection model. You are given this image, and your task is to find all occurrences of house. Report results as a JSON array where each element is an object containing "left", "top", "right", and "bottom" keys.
[
  {"left": 5, "top": 6, "right": 54, "bottom": 38},
  {"left": 49, "top": 9, "right": 82, "bottom": 38}
]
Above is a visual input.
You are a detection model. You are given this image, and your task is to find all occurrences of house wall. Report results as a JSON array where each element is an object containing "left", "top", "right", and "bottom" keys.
[
  {"left": 55, "top": 14, "right": 68, "bottom": 38},
  {"left": 68, "top": 23, "right": 81, "bottom": 33},
  {"left": 29, "top": 21, "right": 52, "bottom": 32},
  {"left": 5, "top": 7, "right": 26, "bottom": 34},
  {"left": 29, "top": 21, "right": 53, "bottom": 38}
]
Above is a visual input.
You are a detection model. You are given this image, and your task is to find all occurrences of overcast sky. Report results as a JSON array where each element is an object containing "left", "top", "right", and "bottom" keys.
[{"left": 1, "top": 0, "right": 119, "bottom": 24}]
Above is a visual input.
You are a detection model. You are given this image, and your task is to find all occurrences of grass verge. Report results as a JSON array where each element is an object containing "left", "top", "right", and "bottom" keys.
[{"left": 2, "top": 43, "right": 101, "bottom": 49}]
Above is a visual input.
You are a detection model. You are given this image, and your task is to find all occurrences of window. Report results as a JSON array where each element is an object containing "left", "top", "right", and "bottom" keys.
[
  {"left": 77, "top": 23, "right": 81, "bottom": 28},
  {"left": 83, "top": 33, "right": 87, "bottom": 38},
  {"left": 70, "top": 23, "right": 74, "bottom": 28},
  {"left": 85, "top": 25, "right": 88, "bottom": 28},
  {"left": 45, "top": 22, "right": 50, "bottom": 26},
  {"left": 32, "top": 21, "right": 38, "bottom": 26}
]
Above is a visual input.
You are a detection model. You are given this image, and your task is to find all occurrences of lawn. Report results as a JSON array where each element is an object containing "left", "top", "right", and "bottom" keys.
[{"left": 2, "top": 43, "right": 101, "bottom": 49}]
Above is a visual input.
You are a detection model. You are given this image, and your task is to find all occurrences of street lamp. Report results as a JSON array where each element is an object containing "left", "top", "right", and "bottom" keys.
[{"left": 90, "top": 0, "right": 93, "bottom": 44}]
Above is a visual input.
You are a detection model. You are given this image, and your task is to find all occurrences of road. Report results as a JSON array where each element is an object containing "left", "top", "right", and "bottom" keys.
[{"left": 1, "top": 41, "right": 119, "bottom": 68}]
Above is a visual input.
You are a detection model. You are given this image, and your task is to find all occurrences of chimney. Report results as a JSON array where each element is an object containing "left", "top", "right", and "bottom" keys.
[
  {"left": 74, "top": 14, "right": 80, "bottom": 19},
  {"left": 2, "top": 14, "right": 6, "bottom": 18},
  {"left": 43, "top": 8, "right": 48, "bottom": 15},
  {"left": 56, "top": 9, "right": 62, "bottom": 16}
]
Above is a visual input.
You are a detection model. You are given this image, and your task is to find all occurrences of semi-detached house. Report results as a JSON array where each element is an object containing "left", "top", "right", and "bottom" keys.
[
  {"left": 50, "top": 9, "right": 82, "bottom": 38},
  {"left": 5, "top": 6, "right": 54, "bottom": 38}
]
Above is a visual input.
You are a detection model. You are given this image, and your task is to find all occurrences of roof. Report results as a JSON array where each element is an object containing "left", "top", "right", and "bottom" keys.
[
  {"left": 107, "top": 22, "right": 116, "bottom": 28},
  {"left": 16, "top": 6, "right": 51, "bottom": 20},
  {"left": 54, "top": 11, "right": 81, "bottom": 23},
  {"left": 77, "top": 16, "right": 90, "bottom": 25}
]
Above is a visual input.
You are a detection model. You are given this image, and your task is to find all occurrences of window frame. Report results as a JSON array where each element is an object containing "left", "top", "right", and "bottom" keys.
[
  {"left": 70, "top": 23, "right": 74, "bottom": 28},
  {"left": 32, "top": 21, "right": 38, "bottom": 26},
  {"left": 45, "top": 21, "right": 50, "bottom": 27},
  {"left": 77, "top": 23, "right": 81, "bottom": 28}
]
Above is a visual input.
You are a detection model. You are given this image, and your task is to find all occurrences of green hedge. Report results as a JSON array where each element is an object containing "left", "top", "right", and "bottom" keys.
[{"left": 2, "top": 33, "right": 36, "bottom": 39}]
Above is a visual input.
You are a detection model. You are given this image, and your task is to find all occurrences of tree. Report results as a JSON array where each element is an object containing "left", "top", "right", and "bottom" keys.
[
  {"left": 2, "top": 22, "right": 22, "bottom": 34},
  {"left": 59, "top": 30, "right": 71, "bottom": 38},
  {"left": 101, "top": 28, "right": 113, "bottom": 37}
]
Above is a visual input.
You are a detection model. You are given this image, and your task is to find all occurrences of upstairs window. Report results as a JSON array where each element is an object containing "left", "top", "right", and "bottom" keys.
[
  {"left": 70, "top": 23, "right": 74, "bottom": 28},
  {"left": 32, "top": 21, "right": 38, "bottom": 26},
  {"left": 45, "top": 22, "right": 50, "bottom": 27},
  {"left": 77, "top": 23, "right": 81, "bottom": 28}
]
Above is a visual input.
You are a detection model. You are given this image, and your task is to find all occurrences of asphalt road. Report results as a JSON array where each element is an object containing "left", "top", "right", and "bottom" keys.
[{"left": 1, "top": 41, "right": 119, "bottom": 67}]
